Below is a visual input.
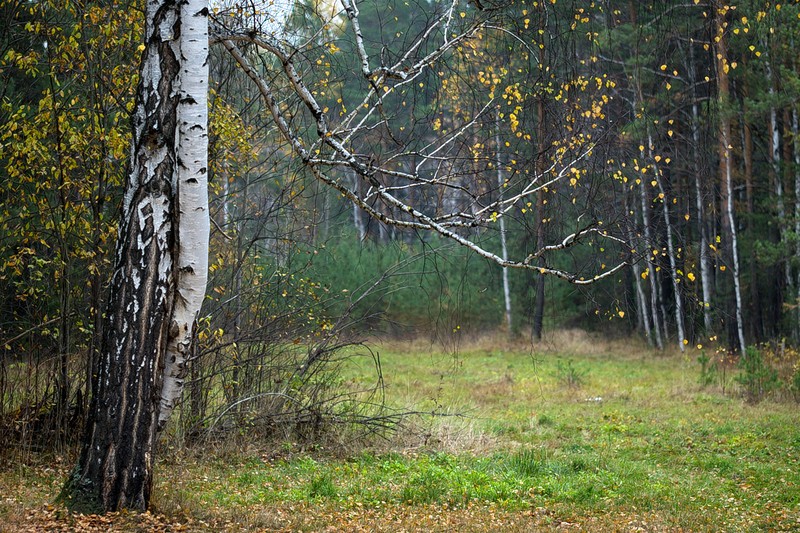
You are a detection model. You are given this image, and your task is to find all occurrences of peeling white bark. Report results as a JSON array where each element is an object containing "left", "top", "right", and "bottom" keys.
[
  {"left": 723, "top": 127, "right": 746, "bottom": 355},
  {"left": 159, "top": 0, "right": 210, "bottom": 428}
]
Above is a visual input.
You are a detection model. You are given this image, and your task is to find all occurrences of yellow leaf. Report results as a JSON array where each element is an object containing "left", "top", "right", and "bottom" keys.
[{"left": 618, "top": 310, "right": 625, "bottom": 318}]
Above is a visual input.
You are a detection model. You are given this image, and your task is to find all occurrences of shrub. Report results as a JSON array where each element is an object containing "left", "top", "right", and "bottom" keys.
[
  {"left": 556, "top": 359, "right": 587, "bottom": 389},
  {"left": 736, "top": 346, "right": 781, "bottom": 402}
]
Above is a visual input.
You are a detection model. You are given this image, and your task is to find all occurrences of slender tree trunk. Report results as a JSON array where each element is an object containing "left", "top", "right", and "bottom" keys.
[
  {"left": 350, "top": 169, "right": 366, "bottom": 240},
  {"left": 624, "top": 187, "right": 652, "bottom": 344},
  {"left": 648, "top": 131, "right": 685, "bottom": 352},
  {"left": 692, "top": 101, "right": 714, "bottom": 335},
  {"left": 714, "top": 3, "right": 746, "bottom": 354},
  {"left": 532, "top": 67, "right": 546, "bottom": 340},
  {"left": 228, "top": 178, "right": 247, "bottom": 408},
  {"left": 688, "top": 44, "right": 714, "bottom": 335},
  {"left": 765, "top": 47, "right": 790, "bottom": 299},
  {"left": 495, "top": 108, "right": 513, "bottom": 333},
  {"left": 63, "top": 0, "right": 209, "bottom": 512},
  {"left": 638, "top": 172, "right": 664, "bottom": 351},
  {"left": 740, "top": 76, "right": 762, "bottom": 340},
  {"left": 793, "top": 107, "right": 800, "bottom": 342},
  {"left": 628, "top": 57, "right": 665, "bottom": 349}
]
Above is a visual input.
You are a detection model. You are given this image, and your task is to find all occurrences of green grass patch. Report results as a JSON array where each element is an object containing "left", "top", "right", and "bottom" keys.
[{"left": 3, "top": 333, "right": 800, "bottom": 531}]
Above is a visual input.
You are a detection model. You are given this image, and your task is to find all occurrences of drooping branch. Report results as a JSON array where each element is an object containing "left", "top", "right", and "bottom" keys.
[{"left": 212, "top": 2, "right": 628, "bottom": 285}]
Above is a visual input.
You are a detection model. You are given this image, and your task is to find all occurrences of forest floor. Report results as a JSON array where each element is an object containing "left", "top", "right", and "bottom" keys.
[{"left": 2, "top": 330, "right": 799, "bottom": 531}]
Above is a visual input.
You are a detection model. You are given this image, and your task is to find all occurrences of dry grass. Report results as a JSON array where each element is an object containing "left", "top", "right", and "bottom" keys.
[{"left": 371, "top": 327, "right": 659, "bottom": 360}]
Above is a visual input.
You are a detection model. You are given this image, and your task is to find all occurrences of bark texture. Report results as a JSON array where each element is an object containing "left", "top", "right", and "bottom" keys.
[
  {"left": 159, "top": 0, "right": 210, "bottom": 429},
  {"left": 63, "top": 0, "right": 208, "bottom": 512}
]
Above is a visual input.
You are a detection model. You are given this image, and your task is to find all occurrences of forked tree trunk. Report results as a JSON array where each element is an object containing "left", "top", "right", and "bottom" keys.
[
  {"left": 647, "top": 130, "right": 685, "bottom": 352},
  {"left": 629, "top": 102, "right": 664, "bottom": 350},
  {"left": 624, "top": 186, "right": 652, "bottom": 343},
  {"left": 63, "top": 0, "right": 209, "bottom": 512}
]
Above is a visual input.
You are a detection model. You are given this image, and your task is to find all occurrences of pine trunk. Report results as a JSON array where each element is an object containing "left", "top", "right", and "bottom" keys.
[{"left": 793, "top": 107, "right": 800, "bottom": 342}]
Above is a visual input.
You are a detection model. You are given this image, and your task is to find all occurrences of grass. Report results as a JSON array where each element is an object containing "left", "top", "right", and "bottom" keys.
[{"left": 2, "top": 330, "right": 800, "bottom": 531}]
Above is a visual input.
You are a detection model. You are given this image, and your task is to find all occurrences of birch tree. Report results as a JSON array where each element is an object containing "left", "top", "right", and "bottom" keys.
[
  {"left": 713, "top": 0, "right": 746, "bottom": 354},
  {"left": 63, "top": 0, "right": 210, "bottom": 512},
  {"left": 63, "top": 0, "right": 627, "bottom": 513}
]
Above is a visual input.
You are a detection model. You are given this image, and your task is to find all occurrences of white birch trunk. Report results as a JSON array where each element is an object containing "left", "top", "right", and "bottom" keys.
[
  {"left": 495, "top": 108, "right": 512, "bottom": 332},
  {"left": 716, "top": 14, "right": 746, "bottom": 355},
  {"left": 723, "top": 129, "right": 746, "bottom": 355},
  {"left": 625, "top": 189, "right": 652, "bottom": 343},
  {"left": 68, "top": 0, "right": 184, "bottom": 511},
  {"left": 160, "top": 0, "right": 210, "bottom": 428},
  {"left": 691, "top": 98, "right": 714, "bottom": 334},
  {"left": 648, "top": 131, "right": 685, "bottom": 352},
  {"left": 636, "top": 145, "right": 664, "bottom": 351},
  {"left": 350, "top": 168, "right": 366, "bottom": 240}
]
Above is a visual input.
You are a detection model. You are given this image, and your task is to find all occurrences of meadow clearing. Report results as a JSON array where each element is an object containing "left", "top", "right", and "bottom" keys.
[{"left": 2, "top": 330, "right": 798, "bottom": 531}]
